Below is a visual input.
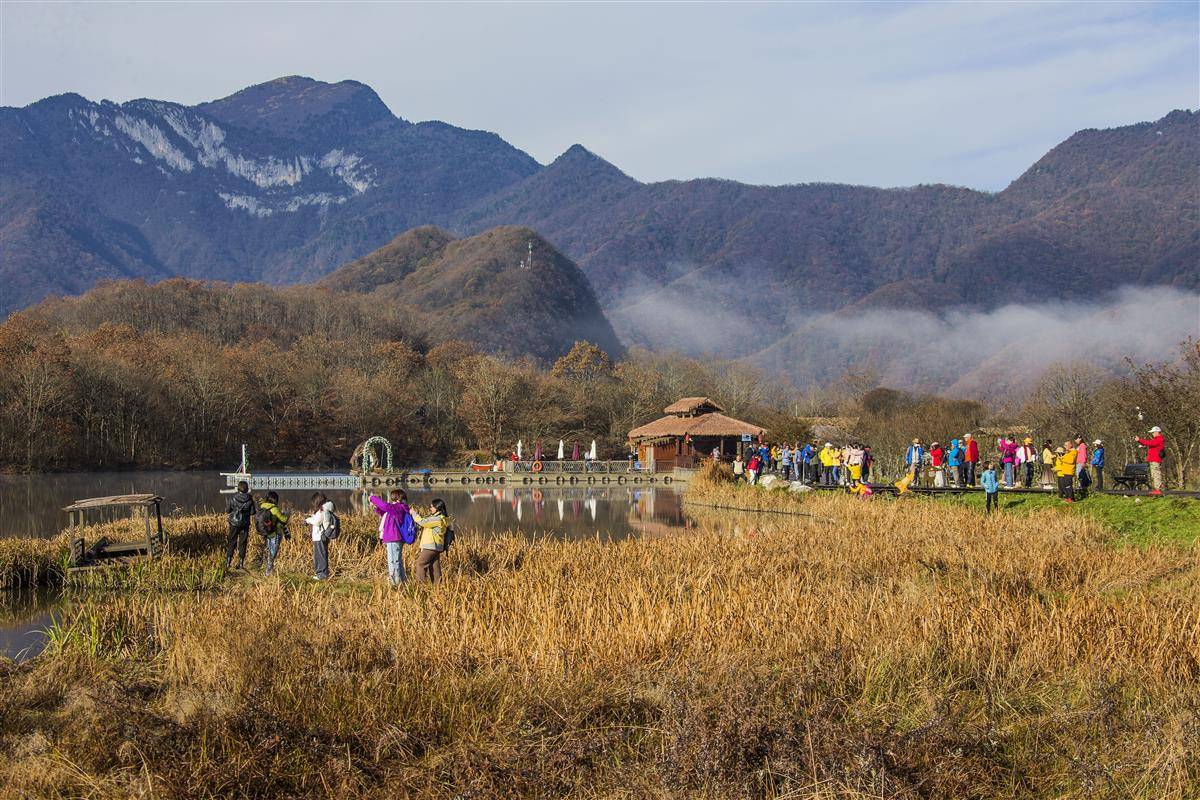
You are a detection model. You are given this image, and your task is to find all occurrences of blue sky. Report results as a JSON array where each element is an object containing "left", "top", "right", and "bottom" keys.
[{"left": 2, "top": 1, "right": 1196, "bottom": 190}]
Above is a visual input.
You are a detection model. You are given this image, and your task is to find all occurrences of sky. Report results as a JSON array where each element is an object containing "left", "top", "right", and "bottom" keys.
[{"left": 1, "top": 1, "right": 1196, "bottom": 190}]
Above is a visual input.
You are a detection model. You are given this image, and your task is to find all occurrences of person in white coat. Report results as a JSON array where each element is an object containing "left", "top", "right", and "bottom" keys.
[{"left": 305, "top": 492, "right": 334, "bottom": 581}]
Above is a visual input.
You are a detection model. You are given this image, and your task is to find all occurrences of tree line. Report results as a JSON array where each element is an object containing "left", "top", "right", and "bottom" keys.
[{"left": 1, "top": 279, "right": 1195, "bottom": 487}]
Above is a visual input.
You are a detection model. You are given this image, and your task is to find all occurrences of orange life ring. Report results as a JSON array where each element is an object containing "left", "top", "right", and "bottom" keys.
[{"left": 532, "top": 460, "right": 543, "bottom": 472}]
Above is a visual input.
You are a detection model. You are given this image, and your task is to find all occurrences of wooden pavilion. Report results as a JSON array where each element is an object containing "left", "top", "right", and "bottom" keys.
[
  {"left": 627, "top": 397, "right": 766, "bottom": 469},
  {"left": 64, "top": 494, "right": 167, "bottom": 571}
]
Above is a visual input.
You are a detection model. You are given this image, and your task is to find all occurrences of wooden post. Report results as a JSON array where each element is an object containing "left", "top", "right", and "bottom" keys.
[{"left": 144, "top": 506, "right": 153, "bottom": 556}]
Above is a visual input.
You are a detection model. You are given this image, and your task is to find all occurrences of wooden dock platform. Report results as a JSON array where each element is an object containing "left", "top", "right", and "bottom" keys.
[{"left": 225, "top": 461, "right": 688, "bottom": 492}]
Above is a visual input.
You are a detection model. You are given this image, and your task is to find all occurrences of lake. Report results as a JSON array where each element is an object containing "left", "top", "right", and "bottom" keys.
[
  {"left": 0, "top": 470, "right": 692, "bottom": 659},
  {"left": 0, "top": 470, "right": 688, "bottom": 541}
]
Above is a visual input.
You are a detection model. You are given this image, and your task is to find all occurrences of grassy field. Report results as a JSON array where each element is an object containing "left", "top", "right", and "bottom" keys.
[
  {"left": 0, "top": 471, "right": 1197, "bottom": 798},
  {"left": 941, "top": 490, "right": 1200, "bottom": 547}
]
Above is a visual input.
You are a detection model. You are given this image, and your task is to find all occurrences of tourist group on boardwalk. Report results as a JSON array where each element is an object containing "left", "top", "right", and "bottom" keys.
[{"left": 727, "top": 425, "right": 1168, "bottom": 510}]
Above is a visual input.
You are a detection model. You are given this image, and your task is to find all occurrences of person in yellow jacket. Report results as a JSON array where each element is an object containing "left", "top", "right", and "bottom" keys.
[
  {"left": 256, "top": 491, "right": 290, "bottom": 577},
  {"left": 413, "top": 498, "right": 453, "bottom": 582},
  {"left": 1054, "top": 445, "right": 1078, "bottom": 502},
  {"left": 818, "top": 442, "right": 838, "bottom": 486}
]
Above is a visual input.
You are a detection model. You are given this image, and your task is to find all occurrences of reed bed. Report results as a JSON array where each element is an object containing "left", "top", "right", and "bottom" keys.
[
  {"left": 0, "top": 474, "right": 1197, "bottom": 798},
  {"left": 0, "top": 536, "right": 63, "bottom": 591}
]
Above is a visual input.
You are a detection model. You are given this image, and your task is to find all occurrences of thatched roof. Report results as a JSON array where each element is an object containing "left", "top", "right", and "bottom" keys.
[
  {"left": 663, "top": 396, "right": 725, "bottom": 415},
  {"left": 628, "top": 411, "right": 765, "bottom": 441}
]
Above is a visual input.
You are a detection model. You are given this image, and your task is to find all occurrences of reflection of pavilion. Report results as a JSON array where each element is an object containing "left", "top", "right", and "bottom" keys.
[
  {"left": 353, "top": 485, "right": 687, "bottom": 539},
  {"left": 629, "top": 397, "right": 766, "bottom": 469}
]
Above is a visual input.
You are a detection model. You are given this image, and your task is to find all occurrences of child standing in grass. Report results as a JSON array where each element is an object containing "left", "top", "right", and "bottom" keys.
[
  {"left": 370, "top": 489, "right": 412, "bottom": 586},
  {"left": 306, "top": 493, "right": 335, "bottom": 581},
  {"left": 981, "top": 461, "right": 1000, "bottom": 514},
  {"left": 255, "top": 491, "right": 290, "bottom": 576},
  {"left": 413, "top": 498, "right": 451, "bottom": 583}
]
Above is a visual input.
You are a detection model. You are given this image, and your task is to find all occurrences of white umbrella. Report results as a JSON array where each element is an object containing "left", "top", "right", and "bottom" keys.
[
  {"left": 588, "top": 440, "right": 598, "bottom": 460},
  {"left": 517, "top": 439, "right": 523, "bottom": 460},
  {"left": 558, "top": 439, "right": 565, "bottom": 460}
]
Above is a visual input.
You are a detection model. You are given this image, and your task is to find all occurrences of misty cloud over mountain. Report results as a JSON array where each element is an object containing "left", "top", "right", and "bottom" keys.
[{"left": 749, "top": 286, "right": 1200, "bottom": 400}]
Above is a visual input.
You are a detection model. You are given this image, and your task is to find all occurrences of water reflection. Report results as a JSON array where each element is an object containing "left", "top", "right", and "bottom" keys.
[
  {"left": 367, "top": 485, "right": 687, "bottom": 540},
  {"left": 0, "top": 471, "right": 687, "bottom": 541},
  {"left": 0, "top": 589, "right": 63, "bottom": 662}
]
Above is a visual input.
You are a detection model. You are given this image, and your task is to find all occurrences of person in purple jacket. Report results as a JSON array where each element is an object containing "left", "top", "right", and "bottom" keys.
[
  {"left": 997, "top": 434, "right": 1018, "bottom": 489},
  {"left": 370, "top": 489, "right": 412, "bottom": 586}
]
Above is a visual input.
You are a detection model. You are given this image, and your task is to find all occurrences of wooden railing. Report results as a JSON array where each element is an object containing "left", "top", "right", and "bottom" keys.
[{"left": 508, "top": 460, "right": 653, "bottom": 474}]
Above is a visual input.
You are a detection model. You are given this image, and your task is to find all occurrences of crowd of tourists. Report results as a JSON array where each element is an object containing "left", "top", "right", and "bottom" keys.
[
  {"left": 223, "top": 482, "right": 454, "bottom": 584},
  {"left": 727, "top": 425, "right": 1168, "bottom": 508},
  {"left": 729, "top": 441, "right": 876, "bottom": 486}
]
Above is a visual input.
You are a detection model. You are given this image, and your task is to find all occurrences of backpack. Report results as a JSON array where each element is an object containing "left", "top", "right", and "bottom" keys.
[
  {"left": 228, "top": 496, "right": 253, "bottom": 528},
  {"left": 443, "top": 525, "right": 456, "bottom": 553},
  {"left": 324, "top": 512, "right": 341, "bottom": 541},
  {"left": 399, "top": 511, "right": 416, "bottom": 545},
  {"left": 254, "top": 507, "right": 278, "bottom": 537}
]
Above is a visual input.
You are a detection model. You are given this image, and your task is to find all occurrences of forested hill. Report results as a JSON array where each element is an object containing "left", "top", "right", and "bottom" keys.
[
  {"left": 1, "top": 75, "right": 1195, "bottom": 363},
  {"left": 321, "top": 225, "right": 624, "bottom": 361}
]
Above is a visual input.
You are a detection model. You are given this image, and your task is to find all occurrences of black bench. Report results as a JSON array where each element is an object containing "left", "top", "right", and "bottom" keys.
[{"left": 1110, "top": 463, "right": 1151, "bottom": 491}]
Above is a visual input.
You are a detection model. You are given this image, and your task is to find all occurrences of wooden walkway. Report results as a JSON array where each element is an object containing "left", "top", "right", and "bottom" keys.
[{"left": 225, "top": 463, "right": 687, "bottom": 492}]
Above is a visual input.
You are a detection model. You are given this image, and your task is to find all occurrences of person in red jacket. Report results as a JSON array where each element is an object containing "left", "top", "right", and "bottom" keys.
[
  {"left": 962, "top": 433, "right": 980, "bottom": 487},
  {"left": 1136, "top": 426, "right": 1166, "bottom": 494},
  {"left": 929, "top": 442, "right": 946, "bottom": 487}
]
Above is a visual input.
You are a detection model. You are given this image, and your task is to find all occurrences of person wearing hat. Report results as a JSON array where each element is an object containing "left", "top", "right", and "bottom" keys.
[
  {"left": 1017, "top": 437, "right": 1037, "bottom": 488},
  {"left": 1090, "top": 439, "right": 1106, "bottom": 491},
  {"left": 818, "top": 442, "right": 838, "bottom": 486},
  {"left": 962, "top": 433, "right": 980, "bottom": 487},
  {"left": 1136, "top": 426, "right": 1166, "bottom": 494},
  {"left": 904, "top": 438, "right": 925, "bottom": 488},
  {"left": 929, "top": 441, "right": 946, "bottom": 487},
  {"left": 946, "top": 438, "right": 964, "bottom": 488},
  {"left": 1054, "top": 444, "right": 1078, "bottom": 502}
]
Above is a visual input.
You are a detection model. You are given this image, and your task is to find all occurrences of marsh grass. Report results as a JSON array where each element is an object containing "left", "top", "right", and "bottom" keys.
[
  {"left": 0, "top": 536, "right": 62, "bottom": 591},
  {"left": 0, "top": 468, "right": 1197, "bottom": 798}
]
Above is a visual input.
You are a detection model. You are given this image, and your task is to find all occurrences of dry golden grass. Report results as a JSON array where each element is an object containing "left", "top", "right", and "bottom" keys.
[{"left": 0, "top": 471, "right": 1197, "bottom": 798}]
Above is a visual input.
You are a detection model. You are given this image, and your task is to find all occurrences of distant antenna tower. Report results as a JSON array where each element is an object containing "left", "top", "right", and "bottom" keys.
[{"left": 527, "top": 240, "right": 533, "bottom": 269}]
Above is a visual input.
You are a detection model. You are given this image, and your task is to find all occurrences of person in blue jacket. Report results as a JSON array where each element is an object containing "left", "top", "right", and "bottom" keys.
[
  {"left": 799, "top": 441, "right": 816, "bottom": 483},
  {"left": 946, "top": 438, "right": 964, "bottom": 488},
  {"left": 981, "top": 460, "right": 1000, "bottom": 513},
  {"left": 1090, "top": 439, "right": 1106, "bottom": 491},
  {"left": 904, "top": 439, "right": 925, "bottom": 487}
]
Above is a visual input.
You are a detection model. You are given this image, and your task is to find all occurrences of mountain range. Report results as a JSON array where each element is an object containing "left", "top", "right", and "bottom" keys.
[{"left": 2, "top": 75, "right": 1196, "bottom": 373}]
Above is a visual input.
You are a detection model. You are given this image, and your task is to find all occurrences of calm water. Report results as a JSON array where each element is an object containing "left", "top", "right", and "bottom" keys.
[
  {"left": 0, "top": 471, "right": 688, "bottom": 540},
  {"left": 0, "top": 471, "right": 690, "bottom": 659}
]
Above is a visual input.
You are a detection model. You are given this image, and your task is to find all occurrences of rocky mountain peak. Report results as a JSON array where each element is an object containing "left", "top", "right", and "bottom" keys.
[{"left": 197, "top": 75, "right": 399, "bottom": 142}]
